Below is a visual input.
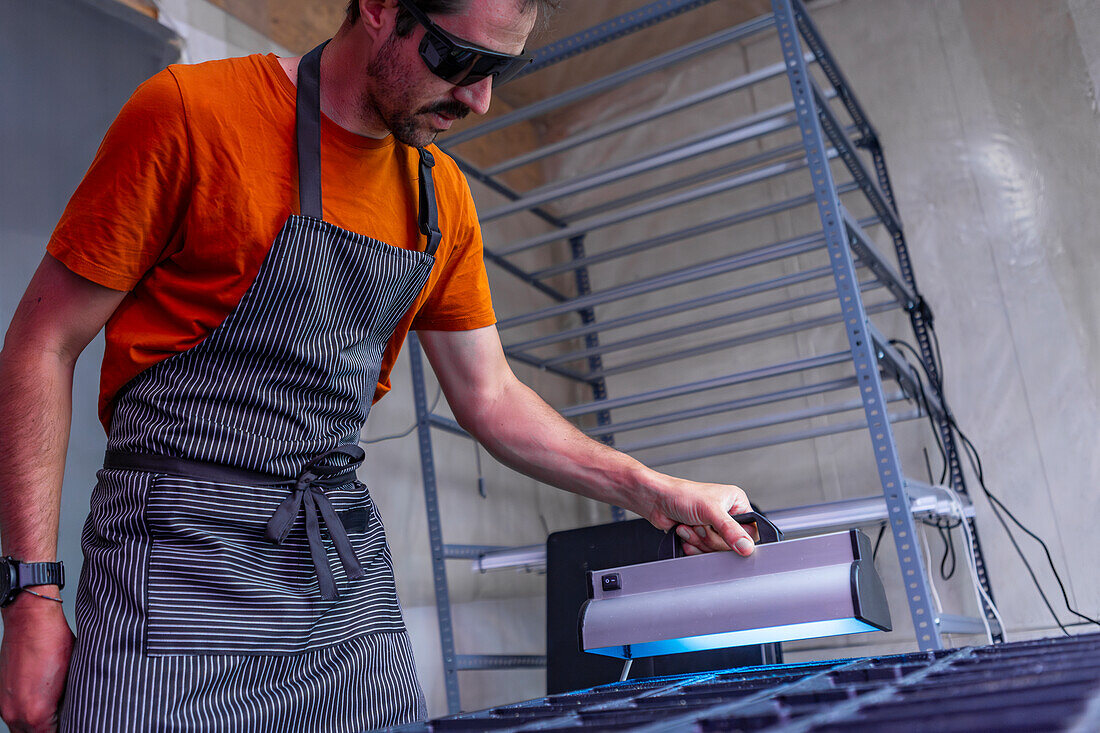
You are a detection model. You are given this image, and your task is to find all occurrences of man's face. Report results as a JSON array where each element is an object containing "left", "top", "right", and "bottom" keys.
[{"left": 364, "top": 0, "right": 536, "bottom": 147}]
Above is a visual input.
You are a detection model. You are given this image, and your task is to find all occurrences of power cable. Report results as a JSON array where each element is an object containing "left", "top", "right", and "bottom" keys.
[
  {"left": 361, "top": 386, "right": 443, "bottom": 444},
  {"left": 942, "top": 485, "right": 1004, "bottom": 644},
  {"left": 872, "top": 523, "right": 886, "bottom": 562},
  {"left": 888, "top": 333, "right": 1100, "bottom": 633}
]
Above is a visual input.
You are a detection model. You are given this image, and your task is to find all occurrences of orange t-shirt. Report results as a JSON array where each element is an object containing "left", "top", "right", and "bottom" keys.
[{"left": 47, "top": 54, "right": 496, "bottom": 432}]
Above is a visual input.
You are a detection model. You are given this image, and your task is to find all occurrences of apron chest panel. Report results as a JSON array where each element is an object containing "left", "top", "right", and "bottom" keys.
[{"left": 110, "top": 217, "right": 433, "bottom": 478}]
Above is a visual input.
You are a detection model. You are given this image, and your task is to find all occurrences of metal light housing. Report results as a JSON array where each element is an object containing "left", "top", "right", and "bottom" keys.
[{"left": 579, "top": 526, "right": 890, "bottom": 659}]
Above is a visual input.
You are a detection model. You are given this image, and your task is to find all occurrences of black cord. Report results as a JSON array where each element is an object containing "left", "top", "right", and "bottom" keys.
[
  {"left": 920, "top": 516, "right": 960, "bottom": 580},
  {"left": 889, "top": 333, "right": 1100, "bottom": 632},
  {"left": 955, "top": 426, "right": 1099, "bottom": 630},
  {"left": 873, "top": 523, "right": 886, "bottom": 561},
  {"left": 897, "top": 353, "right": 949, "bottom": 484},
  {"left": 893, "top": 336, "right": 1071, "bottom": 630},
  {"left": 938, "top": 524, "right": 956, "bottom": 580}
]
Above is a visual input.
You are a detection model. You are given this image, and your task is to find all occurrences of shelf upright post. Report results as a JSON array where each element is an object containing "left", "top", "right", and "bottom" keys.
[
  {"left": 865, "top": 137, "right": 1001, "bottom": 640},
  {"left": 771, "top": 0, "right": 944, "bottom": 650},
  {"left": 786, "top": 0, "right": 1000, "bottom": 636},
  {"left": 407, "top": 333, "right": 462, "bottom": 713},
  {"left": 569, "top": 234, "right": 626, "bottom": 522}
]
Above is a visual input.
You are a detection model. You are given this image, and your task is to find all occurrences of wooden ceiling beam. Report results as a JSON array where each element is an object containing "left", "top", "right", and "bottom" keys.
[{"left": 207, "top": 0, "right": 345, "bottom": 53}]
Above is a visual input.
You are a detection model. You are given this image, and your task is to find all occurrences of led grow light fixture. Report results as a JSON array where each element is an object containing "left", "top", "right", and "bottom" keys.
[{"left": 579, "top": 514, "right": 890, "bottom": 659}]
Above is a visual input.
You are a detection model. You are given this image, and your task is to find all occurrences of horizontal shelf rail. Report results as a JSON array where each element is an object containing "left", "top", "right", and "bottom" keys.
[
  {"left": 494, "top": 146, "right": 840, "bottom": 257},
  {"left": 790, "top": 0, "right": 877, "bottom": 146},
  {"left": 559, "top": 350, "right": 852, "bottom": 418},
  {"left": 619, "top": 391, "right": 906, "bottom": 454},
  {"left": 442, "top": 14, "right": 777, "bottom": 146},
  {"left": 841, "top": 205, "right": 916, "bottom": 308},
  {"left": 428, "top": 413, "right": 467, "bottom": 437},
  {"left": 529, "top": 180, "right": 860, "bottom": 281},
  {"left": 465, "top": 480, "right": 963, "bottom": 574},
  {"left": 525, "top": 278, "right": 882, "bottom": 369},
  {"left": 449, "top": 150, "right": 568, "bottom": 229},
  {"left": 518, "top": 0, "right": 727, "bottom": 78},
  {"left": 935, "top": 614, "right": 1001, "bottom": 636},
  {"left": 443, "top": 544, "right": 506, "bottom": 559},
  {"left": 586, "top": 298, "right": 896, "bottom": 380},
  {"left": 497, "top": 226, "right": 844, "bottom": 329},
  {"left": 583, "top": 376, "right": 859, "bottom": 438},
  {"left": 868, "top": 322, "right": 946, "bottom": 418},
  {"left": 487, "top": 56, "right": 809, "bottom": 176},
  {"left": 480, "top": 102, "right": 804, "bottom": 222},
  {"left": 454, "top": 655, "right": 547, "bottom": 670},
  {"left": 647, "top": 408, "right": 922, "bottom": 467},
  {"left": 553, "top": 122, "right": 840, "bottom": 225},
  {"left": 507, "top": 264, "right": 839, "bottom": 352},
  {"left": 503, "top": 351, "right": 592, "bottom": 384},
  {"left": 810, "top": 76, "right": 901, "bottom": 237},
  {"left": 768, "top": 480, "right": 967, "bottom": 539}
]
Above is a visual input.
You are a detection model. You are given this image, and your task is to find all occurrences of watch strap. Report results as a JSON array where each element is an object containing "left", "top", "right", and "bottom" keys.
[{"left": 15, "top": 561, "right": 65, "bottom": 591}]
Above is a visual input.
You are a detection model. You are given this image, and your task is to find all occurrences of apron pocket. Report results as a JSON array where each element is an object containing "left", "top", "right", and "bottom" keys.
[{"left": 145, "top": 474, "right": 404, "bottom": 656}]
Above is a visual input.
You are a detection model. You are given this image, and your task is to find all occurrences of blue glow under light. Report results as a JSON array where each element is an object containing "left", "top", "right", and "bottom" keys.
[{"left": 587, "top": 618, "right": 879, "bottom": 659}]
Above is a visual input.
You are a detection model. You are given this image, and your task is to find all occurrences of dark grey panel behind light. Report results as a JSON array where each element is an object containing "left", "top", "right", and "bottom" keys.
[{"left": 0, "top": 0, "right": 179, "bottom": 631}]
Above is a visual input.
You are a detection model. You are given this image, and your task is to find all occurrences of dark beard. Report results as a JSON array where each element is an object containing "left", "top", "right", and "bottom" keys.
[{"left": 364, "top": 33, "right": 469, "bottom": 148}]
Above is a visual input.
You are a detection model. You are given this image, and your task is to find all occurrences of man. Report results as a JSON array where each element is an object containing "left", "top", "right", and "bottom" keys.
[{"left": 0, "top": 0, "right": 757, "bottom": 730}]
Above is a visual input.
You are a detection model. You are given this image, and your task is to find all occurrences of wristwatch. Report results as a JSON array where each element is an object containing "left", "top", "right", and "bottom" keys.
[{"left": 0, "top": 557, "right": 65, "bottom": 606}]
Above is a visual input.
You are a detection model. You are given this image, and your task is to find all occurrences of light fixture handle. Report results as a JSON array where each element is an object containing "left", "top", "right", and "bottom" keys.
[{"left": 731, "top": 511, "right": 784, "bottom": 544}]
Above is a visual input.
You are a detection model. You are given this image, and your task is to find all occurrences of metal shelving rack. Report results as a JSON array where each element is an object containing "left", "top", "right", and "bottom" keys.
[{"left": 405, "top": 0, "right": 1000, "bottom": 714}]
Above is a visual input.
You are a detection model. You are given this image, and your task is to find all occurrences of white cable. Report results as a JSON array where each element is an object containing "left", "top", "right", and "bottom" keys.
[
  {"left": 942, "top": 485, "right": 1006, "bottom": 644},
  {"left": 919, "top": 523, "right": 945, "bottom": 615},
  {"left": 619, "top": 659, "right": 633, "bottom": 682}
]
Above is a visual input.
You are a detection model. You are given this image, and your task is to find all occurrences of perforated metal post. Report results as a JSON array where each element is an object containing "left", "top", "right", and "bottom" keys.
[
  {"left": 570, "top": 235, "right": 626, "bottom": 522},
  {"left": 771, "top": 0, "right": 943, "bottom": 650},
  {"left": 787, "top": 0, "right": 999, "bottom": 637},
  {"left": 408, "top": 334, "right": 462, "bottom": 712}
]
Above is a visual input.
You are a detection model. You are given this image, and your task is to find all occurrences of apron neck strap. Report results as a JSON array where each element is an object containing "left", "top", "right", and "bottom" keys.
[
  {"left": 296, "top": 41, "right": 326, "bottom": 220},
  {"left": 416, "top": 147, "right": 442, "bottom": 257},
  {"left": 296, "top": 40, "right": 442, "bottom": 257}
]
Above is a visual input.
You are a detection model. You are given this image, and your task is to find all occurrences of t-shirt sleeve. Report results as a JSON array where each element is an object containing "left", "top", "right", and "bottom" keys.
[
  {"left": 47, "top": 67, "right": 191, "bottom": 292},
  {"left": 410, "top": 164, "right": 496, "bottom": 331}
]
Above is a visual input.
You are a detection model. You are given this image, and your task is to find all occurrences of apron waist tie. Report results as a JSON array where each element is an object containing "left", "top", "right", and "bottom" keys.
[
  {"left": 103, "top": 445, "right": 368, "bottom": 601},
  {"left": 264, "top": 445, "right": 367, "bottom": 600}
]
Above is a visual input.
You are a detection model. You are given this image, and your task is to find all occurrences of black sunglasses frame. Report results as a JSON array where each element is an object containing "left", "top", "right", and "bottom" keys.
[{"left": 394, "top": 0, "right": 532, "bottom": 87}]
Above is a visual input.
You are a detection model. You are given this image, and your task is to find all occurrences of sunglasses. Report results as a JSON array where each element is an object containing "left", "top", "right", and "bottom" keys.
[{"left": 394, "top": 0, "right": 532, "bottom": 87}]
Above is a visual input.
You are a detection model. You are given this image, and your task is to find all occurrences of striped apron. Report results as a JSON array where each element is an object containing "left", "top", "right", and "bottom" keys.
[{"left": 61, "top": 41, "right": 439, "bottom": 732}]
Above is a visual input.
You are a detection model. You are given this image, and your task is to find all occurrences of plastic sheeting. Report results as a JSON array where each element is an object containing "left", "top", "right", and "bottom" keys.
[{"left": 478, "top": 0, "right": 1100, "bottom": 686}]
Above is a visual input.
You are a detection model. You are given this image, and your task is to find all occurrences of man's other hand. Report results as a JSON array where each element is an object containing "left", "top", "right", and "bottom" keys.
[{"left": 0, "top": 596, "right": 74, "bottom": 732}]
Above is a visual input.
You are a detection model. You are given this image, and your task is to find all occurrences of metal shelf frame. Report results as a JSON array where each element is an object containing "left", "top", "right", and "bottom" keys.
[{"left": 404, "top": 0, "right": 997, "bottom": 714}]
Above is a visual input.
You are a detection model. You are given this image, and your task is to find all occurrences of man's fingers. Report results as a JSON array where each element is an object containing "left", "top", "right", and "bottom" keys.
[
  {"left": 676, "top": 522, "right": 750, "bottom": 555},
  {"left": 692, "top": 524, "right": 731, "bottom": 552},
  {"left": 675, "top": 525, "right": 706, "bottom": 554},
  {"left": 711, "top": 511, "right": 756, "bottom": 556}
]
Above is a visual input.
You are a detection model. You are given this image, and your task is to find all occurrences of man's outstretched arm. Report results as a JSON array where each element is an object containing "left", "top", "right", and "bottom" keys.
[
  {"left": 0, "top": 254, "right": 126, "bottom": 733},
  {"left": 417, "top": 326, "right": 757, "bottom": 557}
]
